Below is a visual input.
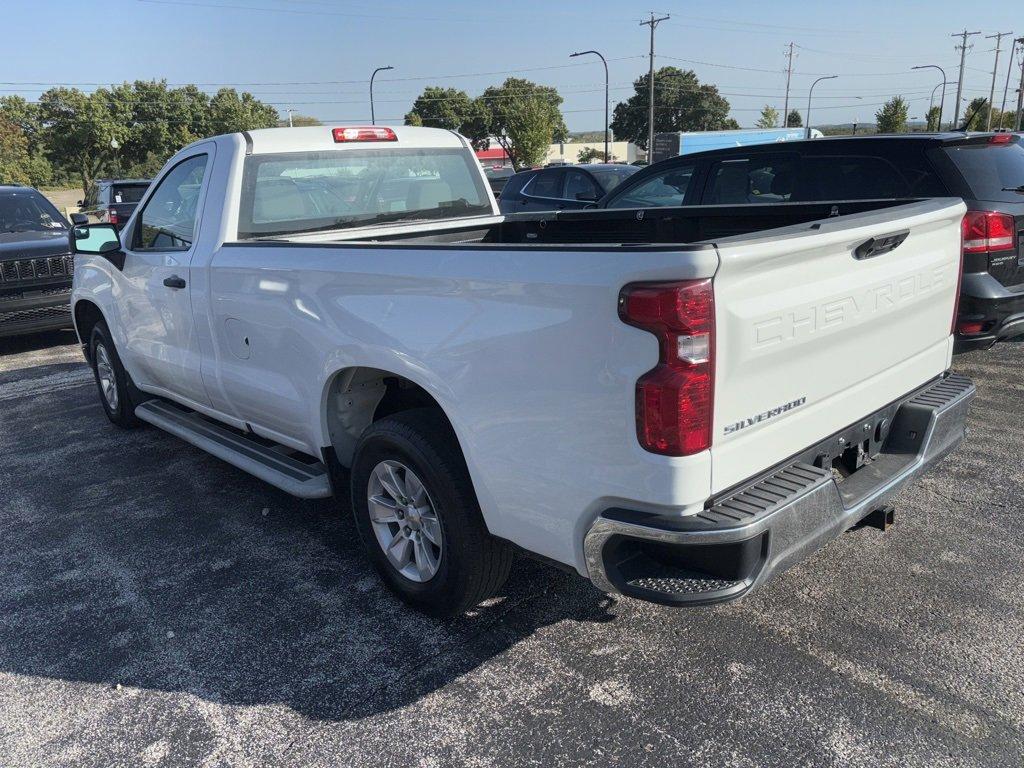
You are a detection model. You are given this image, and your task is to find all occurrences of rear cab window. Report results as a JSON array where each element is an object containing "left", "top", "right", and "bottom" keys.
[
  {"left": 238, "top": 147, "right": 492, "bottom": 238},
  {"left": 110, "top": 183, "right": 150, "bottom": 204}
]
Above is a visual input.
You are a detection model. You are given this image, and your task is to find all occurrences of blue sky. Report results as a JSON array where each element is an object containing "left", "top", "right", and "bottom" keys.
[{"left": 6, "top": 0, "right": 1023, "bottom": 131}]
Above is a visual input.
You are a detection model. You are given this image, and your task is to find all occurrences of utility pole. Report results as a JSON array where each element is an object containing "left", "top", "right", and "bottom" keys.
[
  {"left": 783, "top": 42, "right": 796, "bottom": 127},
  {"left": 286, "top": 108, "right": 295, "bottom": 128},
  {"left": 1017, "top": 40, "right": 1024, "bottom": 131},
  {"left": 986, "top": 32, "right": 1013, "bottom": 130},
  {"left": 951, "top": 29, "right": 981, "bottom": 127},
  {"left": 640, "top": 12, "right": 670, "bottom": 159},
  {"left": 1000, "top": 37, "right": 1021, "bottom": 124}
]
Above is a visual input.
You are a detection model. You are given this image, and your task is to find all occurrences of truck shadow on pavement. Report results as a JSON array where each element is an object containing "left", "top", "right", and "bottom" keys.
[{"left": 0, "top": 377, "right": 617, "bottom": 723}]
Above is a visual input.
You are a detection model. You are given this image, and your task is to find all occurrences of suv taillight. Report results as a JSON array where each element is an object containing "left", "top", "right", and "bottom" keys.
[
  {"left": 619, "top": 280, "right": 714, "bottom": 456},
  {"left": 962, "top": 210, "right": 1015, "bottom": 254},
  {"left": 108, "top": 209, "right": 118, "bottom": 225}
]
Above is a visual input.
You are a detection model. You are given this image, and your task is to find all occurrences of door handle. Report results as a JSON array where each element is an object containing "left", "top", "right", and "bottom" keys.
[{"left": 163, "top": 275, "right": 187, "bottom": 289}]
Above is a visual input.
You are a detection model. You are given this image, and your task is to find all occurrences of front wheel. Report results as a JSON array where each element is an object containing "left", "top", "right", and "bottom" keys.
[
  {"left": 89, "top": 322, "right": 141, "bottom": 429},
  {"left": 350, "top": 409, "right": 513, "bottom": 617}
]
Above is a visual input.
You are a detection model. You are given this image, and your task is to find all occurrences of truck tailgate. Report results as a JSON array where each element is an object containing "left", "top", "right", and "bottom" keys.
[{"left": 710, "top": 198, "right": 965, "bottom": 493}]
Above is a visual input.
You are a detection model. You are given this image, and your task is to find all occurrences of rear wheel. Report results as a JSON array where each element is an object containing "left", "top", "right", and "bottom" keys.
[
  {"left": 350, "top": 409, "right": 513, "bottom": 617},
  {"left": 89, "top": 322, "right": 141, "bottom": 429}
]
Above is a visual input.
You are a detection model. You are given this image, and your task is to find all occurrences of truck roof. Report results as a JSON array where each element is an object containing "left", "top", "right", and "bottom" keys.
[{"left": 242, "top": 125, "right": 469, "bottom": 155}]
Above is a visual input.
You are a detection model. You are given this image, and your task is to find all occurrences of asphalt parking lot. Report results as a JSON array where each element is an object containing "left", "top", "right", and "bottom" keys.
[{"left": 0, "top": 331, "right": 1022, "bottom": 768}]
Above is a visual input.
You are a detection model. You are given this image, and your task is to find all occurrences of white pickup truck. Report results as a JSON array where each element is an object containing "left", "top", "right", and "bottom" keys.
[{"left": 70, "top": 125, "right": 975, "bottom": 615}]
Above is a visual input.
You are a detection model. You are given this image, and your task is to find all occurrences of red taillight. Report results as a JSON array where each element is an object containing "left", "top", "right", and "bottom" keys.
[
  {"left": 108, "top": 209, "right": 118, "bottom": 225},
  {"left": 957, "top": 320, "right": 986, "bottom": 335},
  {"left": 989, "top": 133, "right": 1014, "bottom": 144},
  {"left": 962, "top": 210, "right": 1016, "bottom": 253},
  {"left": 332, "top": 126, "right": 397, "bottom": 143},
  {"left": 619, "top": 280, "right": 714, "bottom": 456}
]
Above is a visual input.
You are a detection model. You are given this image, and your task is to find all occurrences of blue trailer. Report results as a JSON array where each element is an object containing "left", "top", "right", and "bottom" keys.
[{"left": 651, "top": 128, "right": 823, "bottom": 163}]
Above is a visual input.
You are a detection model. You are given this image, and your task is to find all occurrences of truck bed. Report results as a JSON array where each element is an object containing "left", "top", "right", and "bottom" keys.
[{"left": 286, "top": 199, "right": 915, "bottom": 248}]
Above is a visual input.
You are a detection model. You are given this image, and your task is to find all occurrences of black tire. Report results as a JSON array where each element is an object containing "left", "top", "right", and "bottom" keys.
[
  {"left": 89, "top": 322, "right": 142, "bottom": 429},
  {"left": 350, "top": 408, "right": 513, "bottom": 617}
]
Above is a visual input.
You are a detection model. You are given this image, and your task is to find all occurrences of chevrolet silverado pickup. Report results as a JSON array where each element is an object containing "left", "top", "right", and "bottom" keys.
[{"left": 69, "top": 125, "right": 975, "bottom": 616}]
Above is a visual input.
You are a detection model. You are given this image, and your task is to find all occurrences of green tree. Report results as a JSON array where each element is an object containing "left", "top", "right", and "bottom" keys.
[
  {"left": 281, "top": 114, "right": 321, "bottom": 127},
  {"left": 208, "top": 88, "right": 279, "bottom": 136},
  {"left": 756, "top": 105, "right": 779, "bottom": 128},
  {"left": 577, "top": 147, "right": 603, "bottom": 163},
  {"left": 786, "top": 109, "right": 802, "bottom": 128},
  {"left": 925, "top": 105, "right": 942, "bottom": 131},
  {"left": 404, "top": 87, "right": 476, "bottom": 133},
  {"left": 0, "top": 118, "right": 34, "bottom": 186},
  {"left": 610, "top": 67, "right": 732, "bottom": 148},
  {"left": 473, "top": 78, "right": 567, "bottom": 169},
  {"left": 36, "top": 87, "right": 131, "bottom": 196},
  {"left": 876, "top": 96, "right": 909, "bottom": 133}
]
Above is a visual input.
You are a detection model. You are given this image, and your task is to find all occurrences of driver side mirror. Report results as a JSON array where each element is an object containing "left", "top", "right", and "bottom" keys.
[
  {"left": 70, "top": 213, "right": 89, "bottom": 226},
  {"left": 71, "top": 223, "right": 126, "bottom": 270}
]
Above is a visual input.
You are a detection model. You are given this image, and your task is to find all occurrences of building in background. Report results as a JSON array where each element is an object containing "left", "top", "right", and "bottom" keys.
[{"left": 651, "top": 128, "right": 823, "bottom": 164}]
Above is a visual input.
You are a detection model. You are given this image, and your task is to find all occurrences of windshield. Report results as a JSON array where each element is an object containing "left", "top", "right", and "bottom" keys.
[
  {"left": 589, "top": 166, "right": 639, "bottom": 193},
  {"left": 238, "top": 147, "right": 492, "bottom": 238},
  {"left": 110, "top": 183, "right": 150, "bottom": 204},
  {"left": 0, "top": 190, "right": 67, "bottom": 234},
  {"left": 941, "top": 139, "right": 1024, "bottom": 203}
]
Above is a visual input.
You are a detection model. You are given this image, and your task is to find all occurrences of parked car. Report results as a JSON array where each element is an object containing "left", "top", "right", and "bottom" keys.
[
  {"left": 70, "top": 125, "right": 972, "bottom": 616},
  {"left": 80, "top": 178, "right": 151, "bottom": 229},
  {"left": 0, "top": 185, "right": 87, "bottom": 337},
  {"left": 600, "top": 132, "right": 1024, "bottom": 351},
  {"left": 498, "top": 163, "right": 639, "bottom": 213},
  {"left": 481, "top": 166, "right": 515, "bottom": 198}
]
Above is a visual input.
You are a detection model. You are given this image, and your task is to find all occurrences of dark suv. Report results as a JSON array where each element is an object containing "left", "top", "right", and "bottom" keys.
[
  {"left": 600, "top": 133, "right": 1024, "bottom": 350},
  {"left": 498, "top": 164, "right": 639, "bottom": 214},
  {"left": 80, "top": 178, "right": 151, "bottom": 229},
  {"left": 0, "top": 186, "right": 85, "bottom": 338}
]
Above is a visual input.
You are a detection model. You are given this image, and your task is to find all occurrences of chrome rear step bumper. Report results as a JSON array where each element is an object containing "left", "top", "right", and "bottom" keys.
[{"left": 584, "top": 373, "right": 975, "bottom": 606}]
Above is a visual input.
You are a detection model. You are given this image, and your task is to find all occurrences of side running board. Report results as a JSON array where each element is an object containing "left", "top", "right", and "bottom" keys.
[{"left": 134, "top": 400, "right": 332, "bottom": 499}]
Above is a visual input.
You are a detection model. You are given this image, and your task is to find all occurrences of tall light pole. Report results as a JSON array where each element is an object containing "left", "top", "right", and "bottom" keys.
[
  {"left": 806, "top": 75, "right": 837, "bottom": 139},
  {"left": 286, "top": 108, "right": 295, "bottom": 128},
  {"left": 570, "top": 50, "right": 609, "bottom": 162},
  {"left": 912, "top": 65, "right": 948, "bottom": 130},
  {"left": 370, "top": 65, "right": 394, "bottom": 125}
]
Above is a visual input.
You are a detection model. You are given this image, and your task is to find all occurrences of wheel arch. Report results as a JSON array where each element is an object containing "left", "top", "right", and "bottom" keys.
[
  {"left": 319, "top": 365, "right": 464, "bottom": 471},
  {"left": 72, "top": 298, "right": 107, "bottom": 363}
]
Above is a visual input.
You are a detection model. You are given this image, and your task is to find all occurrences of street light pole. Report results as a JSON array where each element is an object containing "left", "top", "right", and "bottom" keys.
[
  {"left": 286, "top": 108, "right": 295, "bottom": 128},
  {"left": 806, "top": 75, "right": 837, "bottom": 139},
  {"left": 370, "top": 65, "right": 394, "bottom": 125},
  {"left": 912, "top": 65, "right": 948, "bottom": 130},
  {"left": 570, "top": 50, "right": 609, "bottom": 162}
]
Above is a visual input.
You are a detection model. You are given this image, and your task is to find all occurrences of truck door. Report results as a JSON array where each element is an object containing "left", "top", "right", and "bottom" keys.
[{"left": 118, "top": 148, "right": 214, "bottom": 407}]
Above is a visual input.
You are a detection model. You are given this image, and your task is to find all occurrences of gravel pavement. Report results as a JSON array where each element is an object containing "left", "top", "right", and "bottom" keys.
[{"left": 0, "top": 330, "right": 1021, "bottom": 767}]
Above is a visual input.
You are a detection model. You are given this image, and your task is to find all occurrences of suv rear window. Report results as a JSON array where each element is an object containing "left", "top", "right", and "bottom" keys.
[
  {"left": 110, "top": 184, "right": 149, "bottom": 204},
  {"left": 941, "top": 140, "right": 1024, "bottom": 203}
]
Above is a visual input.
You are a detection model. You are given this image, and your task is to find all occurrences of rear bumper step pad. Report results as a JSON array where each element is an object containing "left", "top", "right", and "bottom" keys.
[
  {"left": 584, "top": 373, "right": 975, "bottom": 606},
  {"left": 134, "top": 400, "right": 332, "bottom": 499}
]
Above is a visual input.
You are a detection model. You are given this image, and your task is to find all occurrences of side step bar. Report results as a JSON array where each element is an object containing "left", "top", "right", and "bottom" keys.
[{"left": 134, "top": 400, "right": 332, "bottom": 499}]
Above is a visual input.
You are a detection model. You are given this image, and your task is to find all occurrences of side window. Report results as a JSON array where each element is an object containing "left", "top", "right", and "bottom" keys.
[
  {"left": 134, "top": 154, "right": 208, "bottom": 251},
  {"left": 795, "top": 156, "right": 909, "bottom": 201},
  {"left": 605, "top": 163, "right": 696, "bottom": 209},
  {"left": 705, "top": 156, "right": 798, "bottom": 205},
  {"left": 525, "top": 169, "right": 563, "bottom": 198},
  {"left": 563, "top": 170, "right": 601, "bottom": 201}
]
